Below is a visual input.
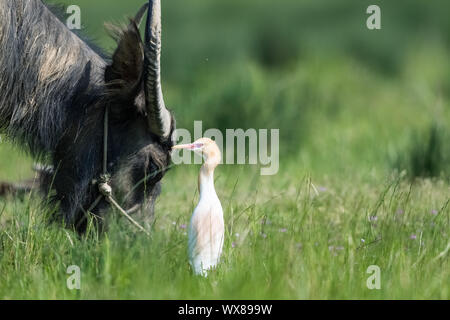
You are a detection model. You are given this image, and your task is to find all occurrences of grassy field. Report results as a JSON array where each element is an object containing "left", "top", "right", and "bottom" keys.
[{"left": 0, "top": 0, "right": 449, "bottom": 299}]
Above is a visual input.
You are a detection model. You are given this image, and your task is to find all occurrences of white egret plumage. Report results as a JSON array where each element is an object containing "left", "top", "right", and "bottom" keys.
[{"left": 172, "top": 138, "right": 224, "bottom": 276}]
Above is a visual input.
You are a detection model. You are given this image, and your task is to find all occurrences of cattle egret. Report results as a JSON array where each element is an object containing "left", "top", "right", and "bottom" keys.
[{"left": 172, "top": 138, "right": 224, "bottom": 276}]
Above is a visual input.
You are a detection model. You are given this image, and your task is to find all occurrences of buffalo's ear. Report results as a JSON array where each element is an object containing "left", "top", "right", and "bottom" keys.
[{"left": 105, "top": 21, "right": 144, "bottom": 91}]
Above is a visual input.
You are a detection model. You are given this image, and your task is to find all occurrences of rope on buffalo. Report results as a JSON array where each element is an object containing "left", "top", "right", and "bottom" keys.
[{"left": 81, "top": 106, "right": 150, "bottom": 236}]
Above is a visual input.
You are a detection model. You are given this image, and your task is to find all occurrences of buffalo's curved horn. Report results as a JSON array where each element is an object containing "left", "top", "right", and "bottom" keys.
[
  {"left": 143, "top": 0, "right": 171, "bottom": 138},
  {"left": 134, "top": 2, "right": 149, "bottom": 26}
]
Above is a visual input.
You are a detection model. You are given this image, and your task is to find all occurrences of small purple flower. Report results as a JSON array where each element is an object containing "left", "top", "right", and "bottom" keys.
[
  {"left": 431, "top": 209, "right": 438, "bottom": 215},
  {"left": 396, "top": 209, "right": 404, "bottom": 215},
  {"left": 361, "top": 238, "right": 365, "bottom": 243},
  {"left": 232, "top": 242, "right": 236, "bottom": 248},
  {"left": 179, "top": 224, "right": 187, "bottom": 230},
  {"left": 370, "top": 216, "right": 378, "bottom": 222},
  {"left": 261, "top": 233, "right": 267, "bottom": 239},
  {"left": 410, "top": 234, "right": 417, "bottom": 240},
  {"left": 318, "top": 186, "right": 328, "bottom": 192},
  {"left": 279, "top": 228, "right": 287, "bottom": 233}
]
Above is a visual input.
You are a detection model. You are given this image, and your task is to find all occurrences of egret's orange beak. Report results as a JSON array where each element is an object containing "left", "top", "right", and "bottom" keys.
[{"left": 172, "top": 143, "right": 203, "bottom": 150}]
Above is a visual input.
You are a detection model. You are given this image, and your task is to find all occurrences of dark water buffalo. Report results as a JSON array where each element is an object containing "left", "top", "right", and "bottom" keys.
[{"left": 0, "top": 0, "right": 176, "bottom": 232}]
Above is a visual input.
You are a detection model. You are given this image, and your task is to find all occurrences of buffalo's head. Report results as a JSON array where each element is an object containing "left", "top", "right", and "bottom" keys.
[
  {"left": 104, "top": 1, "right": 176, "bottom": 213},
  {"left": 50, "top": 0, "right": 176, "bottom": 231}
]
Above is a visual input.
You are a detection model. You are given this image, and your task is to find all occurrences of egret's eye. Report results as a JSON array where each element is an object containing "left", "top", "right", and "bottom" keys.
[{"left": 192, "top": 143, "right": 204, "bottom": 150}]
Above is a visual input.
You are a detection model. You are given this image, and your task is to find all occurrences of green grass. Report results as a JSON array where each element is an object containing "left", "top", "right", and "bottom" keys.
[
  {"left": 0, "top": 0, "right": 449, "bottom": 299},
  {"left": 0, "top": 166, "right": 448, "bottom": 299}
]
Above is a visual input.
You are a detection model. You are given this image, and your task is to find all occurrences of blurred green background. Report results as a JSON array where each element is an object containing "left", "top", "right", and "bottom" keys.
[{"left": 1, "top": 0, "right": 449, "bottom": 180}]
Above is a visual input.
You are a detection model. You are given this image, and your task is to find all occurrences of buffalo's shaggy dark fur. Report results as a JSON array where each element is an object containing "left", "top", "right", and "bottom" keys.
[{"left": 0, "top": 0, "right": 175, "bottom": 232}]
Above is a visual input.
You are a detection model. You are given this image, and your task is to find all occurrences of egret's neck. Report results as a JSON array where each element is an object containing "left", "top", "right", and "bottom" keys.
[{"left": 198, "top": 162, "right": 217, "bottom": 199}]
